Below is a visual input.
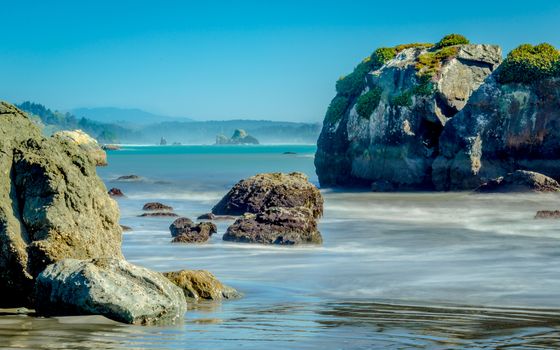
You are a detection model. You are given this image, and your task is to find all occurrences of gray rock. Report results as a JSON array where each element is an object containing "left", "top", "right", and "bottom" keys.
[
  {"left": 35, "top": 258, "right": 186, "bottom": 325},
  {"left": 223, "top": 207, "right": 322, "bottom": 245},
  {"left": 170, "top": 218, "right": 217, "bottom": 243},
  {"left": 535, "top": 210, "right": 560, "bottom": 219},
  {"left": 474, "top": 170, "right": 560, "bottom": 193},
  {"left": 163, "top": 270, "right": 241, "bottom": 301},
  {"left": 315, "top": 42, "right": 502, "bottom": 189},
  {"left": 197, "top": 213, "right": 237, "bottom": 221},
  {"left": 212, "top": 172, "right": 323, "bottom": 218},
  {"left": 215, "top": 129, "right": 259, "bottom": 145},
  {"left": 0, "top": 102, "right": 122, "bottom": 307},
  {"left": 433, "top": 77, "right": 560, "bottom": 190}
]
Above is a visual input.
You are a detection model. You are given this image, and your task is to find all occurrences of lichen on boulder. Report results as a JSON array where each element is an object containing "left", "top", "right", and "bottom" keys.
[
  {"left": 35, "top": 258, "right": 186, "bottom": 325},
  {"left": 163, "top": 270, "right": 241, "bottom": 301},
  {"left": 53, "top": 129, "right": 107, "bottom": 166}
]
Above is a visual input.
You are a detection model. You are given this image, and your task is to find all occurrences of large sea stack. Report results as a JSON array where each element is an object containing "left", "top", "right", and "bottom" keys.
[{"left": 0, "top": 102, "right": 122, "bottom": 307}]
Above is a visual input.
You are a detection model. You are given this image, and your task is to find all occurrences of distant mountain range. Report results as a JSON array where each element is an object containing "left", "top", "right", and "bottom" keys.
[
  {"left": 16, "top": 101, "right": 321, "bottom": 145},
  {"left": 70, "top": 107, "right": 192, "bottom": 125}
]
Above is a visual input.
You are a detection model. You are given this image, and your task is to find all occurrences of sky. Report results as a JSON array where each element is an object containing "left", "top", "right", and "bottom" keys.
[{"left": 1, "top": 1, "right": 559, "bottom": 122}]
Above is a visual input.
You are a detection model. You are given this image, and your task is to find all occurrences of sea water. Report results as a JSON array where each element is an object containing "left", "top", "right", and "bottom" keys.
[{"left": 1, "top": 144, "right": 560, "bottom": 349}]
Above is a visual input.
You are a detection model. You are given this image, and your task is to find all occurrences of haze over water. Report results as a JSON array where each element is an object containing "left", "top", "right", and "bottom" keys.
[{"left": 2, "top": 145, "right": 559, "bottom": 349}]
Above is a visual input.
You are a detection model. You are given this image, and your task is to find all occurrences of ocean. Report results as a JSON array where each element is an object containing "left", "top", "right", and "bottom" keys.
[{"left": 1, "top": 144, "right": 560, "bottom": 349}]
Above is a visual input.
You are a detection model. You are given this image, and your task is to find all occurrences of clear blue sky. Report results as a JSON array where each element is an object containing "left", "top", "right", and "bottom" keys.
[{"left": 1, "top": 0, "right": 559, "bottom": 122}]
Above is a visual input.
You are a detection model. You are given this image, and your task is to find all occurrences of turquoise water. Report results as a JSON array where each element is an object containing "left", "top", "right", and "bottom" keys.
[{"left": 2, "top": 145, "right": 560, "bottom": 349}]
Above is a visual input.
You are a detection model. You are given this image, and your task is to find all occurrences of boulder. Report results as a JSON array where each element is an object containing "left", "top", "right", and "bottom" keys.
[
  {"left": 143, "top": 202, "right": 173, "bottom": 211},
  {"left": 163, "top": 270, "right": 241, "bottom": 301},
  {"left": 170, "top": 218, "right": 217, "bottom": 243},
  {"left": 223, "top": 207, "right": 322, "bottom": 245},
  {"left": 315, "top": 38, "right": 502, "bottom": 189},
  {"left": 212, "top": 172, "right": 323, "bottom": 218},
  {"left": 35, "top": 258, "right": 186, "bottom": 325},
  {"left": 0, "top": 102, "right": 122, "bottom": 307},
  {"left": 474, "top": 170, "right": 560, "bottom": 193},
  {"left": 433, "top": 76, "right": 560, "bottom": 190},
  {"left": 535, "top": 210, "right": 560, "bottom": 219},
  {"left": 108, "top": 187, "right": 124, "bottom": 197},
  {"left": 53, "top": 130, "right": 107, "bottom": 166}
]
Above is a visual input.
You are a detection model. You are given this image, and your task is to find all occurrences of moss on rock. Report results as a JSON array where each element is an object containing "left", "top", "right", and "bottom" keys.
[
  {"left": 497, "top": 43, "right": 560, "bottom": 84},
  {"left": 356, "top": 87, "right": 383, "bottom": 119}
]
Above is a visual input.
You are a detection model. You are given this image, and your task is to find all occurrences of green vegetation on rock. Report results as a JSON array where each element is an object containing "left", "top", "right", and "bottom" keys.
[
  {"left": 413, "top": 75, "right": 435, "bottom": 96},
  {"left": 390, "top": 90, "right": 413, "bottom": 107},
  {"left": 416, "top": 46, "right": 460, "bottom": 77},
  {"left": 497, "top": 43, "right": 560, "bottom": 84},
  {"left": 325, "top": 96, "right": 350, "bottom": 124},
  {"left": 435, "top": 34, "right": 470, "bottom": 49},
  {"left": 356, "top": 87, "right": 383, "bottom": 119}
]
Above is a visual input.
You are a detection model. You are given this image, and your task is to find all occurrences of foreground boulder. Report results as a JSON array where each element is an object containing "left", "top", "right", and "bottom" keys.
[
  {"left": 53, "top": 130, "right": 107, "bottom": 166},
  {"left": 213, "top": 172, "right": 323, "bottom": 218},
  {"left": 170, "top": 218, "right": 217, "bottom": 243},
  {"left": 0, "top": 102, "right": 122, "bottom": 307},
  {"left": 315, "top": 35, "right": 502, "bottom": 189},
  {"left": 223, "top": 207, "right": 322, "bottom": 245},
  {"left": 163, "top": 270, "right": 241, "bottom": 301},
  {"left": 474, "top": 170, "right": 560, "bottom": 193},
  {"left": 35, "top": 258, "right": 186, "bottom": 325}
]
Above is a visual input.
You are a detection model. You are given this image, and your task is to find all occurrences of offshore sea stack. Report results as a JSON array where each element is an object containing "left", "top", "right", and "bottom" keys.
[
  {"left": 0, "top": 102, "right": 122, "bottom": 307},
  {"left": 316, "top": 35, "right": 560, "bottom": 190}
]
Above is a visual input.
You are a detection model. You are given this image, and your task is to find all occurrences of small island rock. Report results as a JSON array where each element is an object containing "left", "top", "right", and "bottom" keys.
[
  {"left": 170, "top": 218, "right": 217, "bottom": 243},
  {"left": 474, "top": 170, "right": 560, "bottom": 193},
  {"left": 143, "top": 202, "right": 173, "bottom": 211},
  {"left": 108, "top": 188, "right": 124, "bottom": 197}
]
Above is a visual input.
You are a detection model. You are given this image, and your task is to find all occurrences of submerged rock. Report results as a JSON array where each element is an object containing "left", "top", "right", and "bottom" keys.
[
  {"left": 0, "top": 102, "right": 122, "bottom": 307},
  {"left": 139, "top": 212, "right": 178, "bottom": 218},
  {"left": 315, "top": 37, "right": 502, "bottom": 189},
  {"left": 474, "top": 170, "right": 560, "bottom": 193},
  {"left": 108, "top": 187, "right": 124, "bottom": 197},
  {"left": 223, "top": 207, "right": 322, "bottom": 245},
  {"left": 53, "top": 130, "right": 107, "bottom": 166},
  {"left": 116, "top": 174, "right": 142, "bottom": 181},
  {"left": 212, "top": 172, "right": 323, "bottom": 218},
  {"left": 163, "top": 270, "right": 241, "bottom": 301},
  {"left": 170, "top": 218, "right": 217, "bottom": 243},
  {"left": 35, "top": 258, "right": 186, "bottom": 325},
  {"left": 535, "top": 210, "right": 560, "bottom": 219},
  {"left": 143, "top": 202, "right": 173, "bottom": 211},
  {"left": 120, "top": 225, "right": 133, "bottom": 232}
]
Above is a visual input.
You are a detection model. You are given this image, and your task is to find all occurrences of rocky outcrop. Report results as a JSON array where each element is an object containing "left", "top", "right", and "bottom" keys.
[
  {"left": 215, "top": 129, "right": 259, "bottom": 145},
  {"left": 316, "top": 37, "right": 502, "bottom": 189},
  {"left": 474, "top": 170, "right": 560, "bottom": 193},
  {"left": 143, "top": 202, "right": 173, "bottom": 211},
  {"left": 35, "top": 258, "right": 186, "bottom": 325},
  {"left": 170, "top": 218, "right": 217, "bottom": 243},
  {"left": 163, "top": 270, "right": 241, "bottom": 301},
  {"left": 535, "top": 210, "right": 560, "bottom": 219},
  {"left": 108, "top": 187, "right": 124, "bottom": 197},
  {"left": 212, "top": 172, "right": 323, "bottom": 218},
  {"left": 53, "top": 130, "right": 107, "bottom": 166},
  {"left": 433, "top": 76, "right": 560, "bottom": 190},
  {"left": 223, "top": 207, "right": 323, "bottom": 245},
  {"left": 0, "top": 102, "right": 122, "bottom": 307}
]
